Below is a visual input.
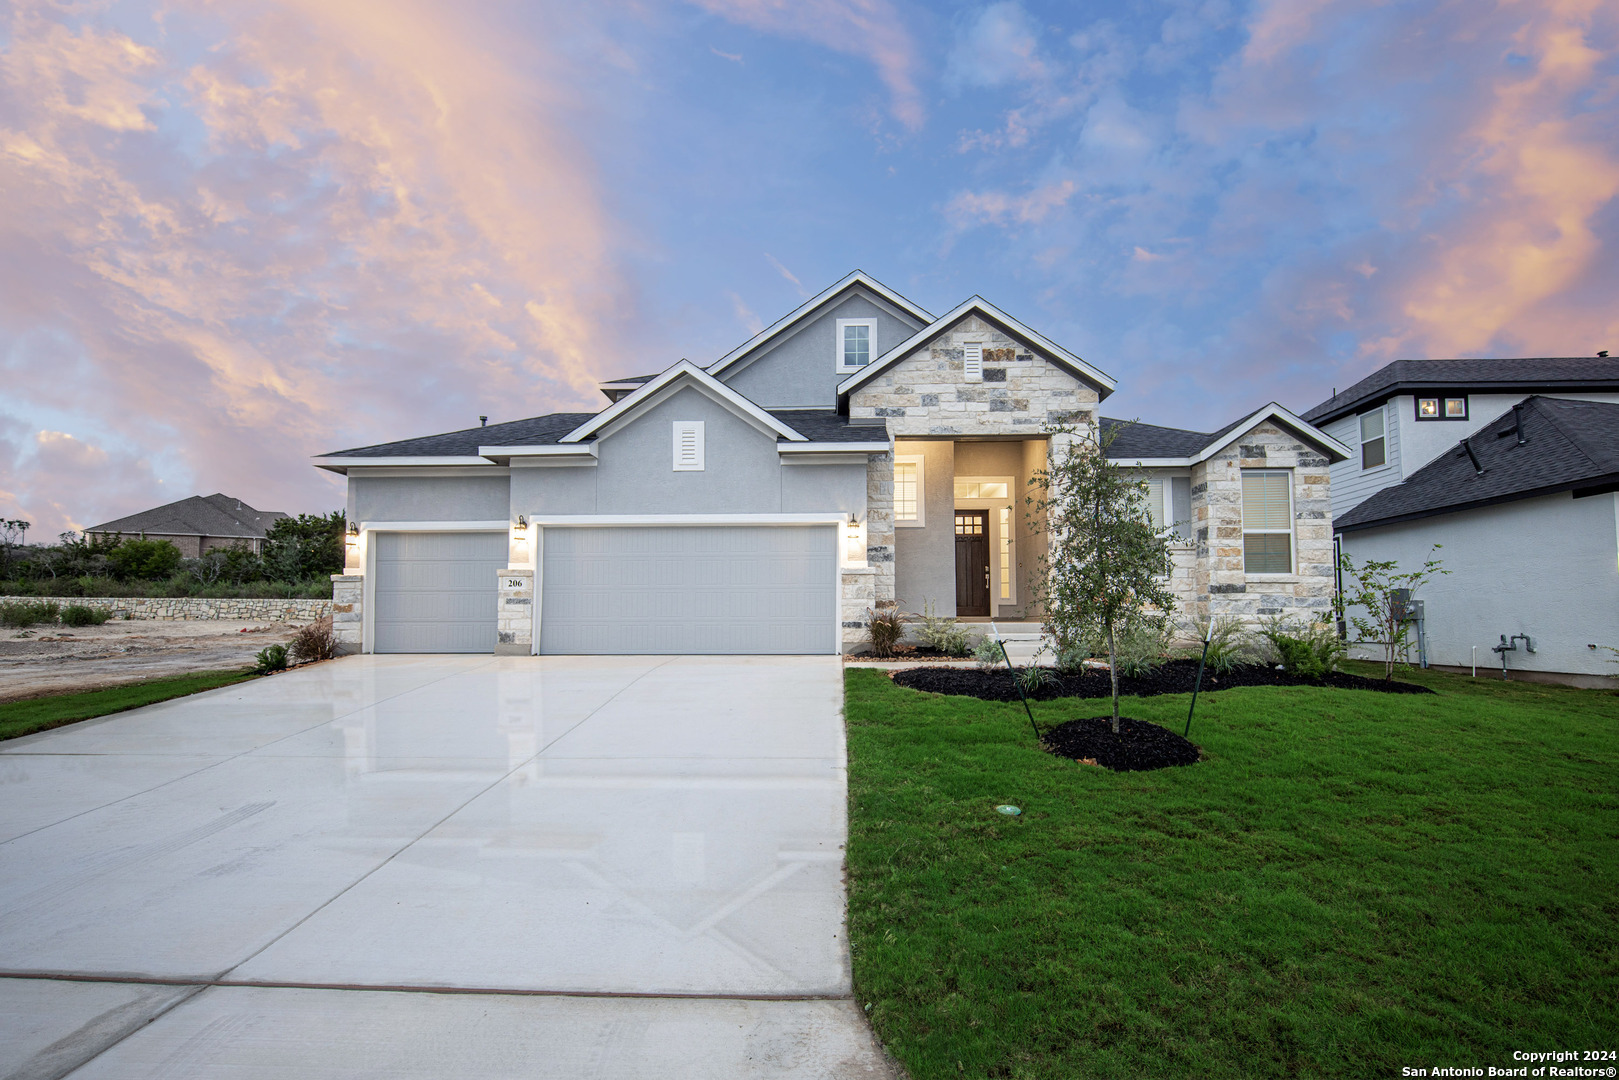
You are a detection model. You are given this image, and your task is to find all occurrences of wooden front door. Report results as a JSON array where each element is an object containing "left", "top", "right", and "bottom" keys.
[{"left": 955, "top": 510, "right": 990, "bottom": 617}]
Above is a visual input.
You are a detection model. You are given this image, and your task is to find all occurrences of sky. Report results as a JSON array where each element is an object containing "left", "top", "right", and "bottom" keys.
[{"left": 2, "top": 0, "right": 1616, "bottom": 535}]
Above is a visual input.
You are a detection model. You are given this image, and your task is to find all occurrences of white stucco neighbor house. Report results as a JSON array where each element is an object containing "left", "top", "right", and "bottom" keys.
[
  {"left": 1302, "top": 357, "right": 1619, "bottom": 685},
  {"left": 313, "top": 271, "right": 1349, "bottom": 656}
]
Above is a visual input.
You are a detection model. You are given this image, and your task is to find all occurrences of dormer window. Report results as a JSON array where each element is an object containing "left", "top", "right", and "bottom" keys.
[{"left": 836, "top": 319, "right": 875, "bottom": 372}]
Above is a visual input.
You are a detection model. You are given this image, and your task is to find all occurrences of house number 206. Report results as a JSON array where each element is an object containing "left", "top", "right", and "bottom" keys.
[{"left": 506, "top": 579, "right": 525, "bottom": 588}]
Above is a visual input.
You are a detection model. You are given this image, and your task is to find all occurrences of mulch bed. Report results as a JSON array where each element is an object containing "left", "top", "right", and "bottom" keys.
[
  {"left": 890, "top": 658, "right": 1434, "bottom": 702},
  {"left": 1041, "top": 716, "right": 1201, "bottom": 772}
]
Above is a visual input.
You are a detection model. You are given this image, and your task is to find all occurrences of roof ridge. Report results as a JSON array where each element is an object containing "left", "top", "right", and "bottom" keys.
[{"left": 1526, "top": 396, "right": 1618, "bottom": 471}]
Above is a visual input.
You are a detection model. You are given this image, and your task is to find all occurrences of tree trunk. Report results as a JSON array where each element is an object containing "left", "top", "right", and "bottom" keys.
[{"left": 1106, "top": 621, "right": 1120, "bottom": 734}]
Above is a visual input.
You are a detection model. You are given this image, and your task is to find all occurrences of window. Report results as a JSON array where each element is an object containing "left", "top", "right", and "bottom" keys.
[
  {"left": 1360, "top": 408, "right": 1386, "bottom": 469},
  {"left": 963, "top": 341, "right": 983, "bottom": 381},
  {"left": 894, "top": 456, "right": 925, "bottom": 527},
  {"left": 953, "top": 480, "right": 1008, "bottom": 499},
  {"left": 836, "top": 318, "right": 875, "bottom": 371},
  {"left": 998, "top": 506, "right": 1013, "bottom": 600},
  {"left": 1416, "top": 395, "right": 1468, "bottom": 421},
  {"left": 1140, "top": 476, "right": 1191, "bottom": 538},
  {"left": 1241, "top": 470, "right": 1293, "bottom": 575},
  {"left": 672, "top": 421, "right": 704, "bottom": 471}
]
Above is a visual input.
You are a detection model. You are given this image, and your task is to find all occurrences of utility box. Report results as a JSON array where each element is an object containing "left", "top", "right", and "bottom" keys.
[{"left": 1391, "top": 588, "right": 1411, "bottom": 622}]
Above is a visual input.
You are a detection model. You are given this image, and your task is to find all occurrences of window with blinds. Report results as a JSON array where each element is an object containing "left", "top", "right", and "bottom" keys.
[
  {"left": 672, "top": 421, "right": 704, "bottom": 471},
  {"left": 1241, "top": 470, "right": 1292, "bottom": 574},
  {"left": 963, "top": 342, "right": 983, "bottom": 381},
  {"left": 894, "top": 457, "right": 923, "bottom": 525}
]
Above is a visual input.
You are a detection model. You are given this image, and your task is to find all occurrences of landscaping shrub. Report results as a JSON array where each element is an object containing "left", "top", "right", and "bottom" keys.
[
  {"left": 973, "top": 636, "right": 1007, "bottom": 669},
  {"left": 1090, "top": 619, "right": 1173, "bottom": 678},
  {"left": 1185, "top": 614, "right": 1255, "bottom": 675},
  {"left": 1052, "top": 642, "right": 1091, "bottom": 676},
  {"left": 1258, "top": 614, "right": 1346, "bottom": 682},
  {"left": 915, "top": 602, "right": 979, "bottom": 657},
  {"left": 289, "top": 617, "right": 337, "bottom": 663},
  {"left": 60, "top": 604, "right": 110, "bottom": 627},
  {"left": 254, "top": 643, "right": 289, "bottom": 674},
  {"left": 1016, "top": 665, "right": 1054, "bottom": 695},
  {"left": 0, "top": 600, "right": 60, "bottom": 627},
  {"left": 107, "top": 539, "right": 183, "bottom": 581},
  {"left": 866, "top": 601, "right": 904, "bottom": 658}
]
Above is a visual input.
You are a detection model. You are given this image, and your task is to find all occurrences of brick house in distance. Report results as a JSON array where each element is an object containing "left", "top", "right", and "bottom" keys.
[{"left": 85, "top": 494, "right": 287, "bottom": 558}]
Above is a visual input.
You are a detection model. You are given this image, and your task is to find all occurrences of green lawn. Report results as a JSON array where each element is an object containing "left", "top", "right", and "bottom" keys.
[
  {"left": 844, "top": 663, "right": 1619, "bottom": 1079},
  {"left": 0, "top": 670, "right": 257, "bottom": 741}
]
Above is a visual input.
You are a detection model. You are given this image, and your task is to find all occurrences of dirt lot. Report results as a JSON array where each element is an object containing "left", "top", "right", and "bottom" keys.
[{"left": 0, "top": 619, "right": 313, "bottom": 703}]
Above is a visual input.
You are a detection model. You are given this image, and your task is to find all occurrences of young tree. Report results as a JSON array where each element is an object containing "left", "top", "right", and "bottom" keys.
[
  {"left": 1030, "top": 420, "right": 1176, "bottom": 733},
  {"left": 1335, "top": 545, "right": 1448, "bottom": 680},
  {"left": 0, "top": 518, "right": 30, "bottom": 579},
  {"left": 262, "top": 511, "right": 345, "bottom": 581}
]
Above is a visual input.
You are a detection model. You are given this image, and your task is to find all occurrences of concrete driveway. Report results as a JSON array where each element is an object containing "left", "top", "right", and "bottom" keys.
[{"left": 0, "top": 655, "right": 892, "bottom": 1079}]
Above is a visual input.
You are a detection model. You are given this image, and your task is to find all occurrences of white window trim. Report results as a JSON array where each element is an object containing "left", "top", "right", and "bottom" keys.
[
  {"left": 1359, "top": 406, "right": 1388, "bottom": 472},
  {"left": 963, "top": 341, "right": 983, "bottom": 382},
  {"left": 835, "top": 318, "right": 877, "bottom": 373},
  {"left": 1241, "top": 468, "right": 1296, "bottom": 577},
  {"left": 1142, "top": 473, "right": 1194, "bottom": 543},
  {"left": 954, "top": 474, "right": 1016, "bottom": 608},
  {"left": 894, "top": 455, "right": 925, "bottom": 528},
  {"left": 673, "top": 421, "right": 704, "bottom": 471}
]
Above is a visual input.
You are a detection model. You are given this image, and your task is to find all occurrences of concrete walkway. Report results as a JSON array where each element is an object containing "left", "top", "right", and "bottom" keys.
[{"left": 0, "top": 655, "right": 893, "bottom": 1079}]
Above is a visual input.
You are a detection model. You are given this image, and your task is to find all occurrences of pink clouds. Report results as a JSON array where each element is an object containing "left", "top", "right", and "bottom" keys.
[
  {"left": 687, "top": 0, "right": 925, "bottom": 129},
  {"left": 0, "top": 0, "right": 629, "bottom": 535}
]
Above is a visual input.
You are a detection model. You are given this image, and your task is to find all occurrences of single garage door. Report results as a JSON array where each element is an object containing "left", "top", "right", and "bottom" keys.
[
  {"left": 372, "top": 531, "right": 508, "bottom": 653},
  {"left": 539, "top": 525, "right": 837, "bottom": 655}
]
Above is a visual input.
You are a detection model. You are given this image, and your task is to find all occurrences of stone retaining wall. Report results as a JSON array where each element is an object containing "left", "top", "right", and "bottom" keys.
[{"left": 25, "top": 596, "right": 333, "bottom": 622}]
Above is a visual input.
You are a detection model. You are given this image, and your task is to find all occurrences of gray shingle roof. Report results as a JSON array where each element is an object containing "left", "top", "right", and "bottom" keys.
[
  {"left": 1099, "top": 418, "right": 1216, "bottom": 458},
  {"left": 87, "top": 494, "right": 287, "bottom": 539},
  {"left": 601, "top": 373, "right": 659, "bottom": 384},
  {"left": 1336, "top": 396, "right": 1619, "bottom": 532},
  {"left": 1302, "top": 357, "right": 1619, "bottom": 426},
  {"left": 320, "top": 409, "right": 881, "bottom": 460}
]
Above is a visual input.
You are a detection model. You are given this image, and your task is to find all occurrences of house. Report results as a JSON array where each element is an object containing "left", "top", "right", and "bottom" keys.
[
  {"left": 312, "top": 271, "right": 1349, "bottom": 656},
  {"left": 85, "top": 493, "right": 288, "bottom": 558},
  {"left": 1302, "top": 357, "right": 1619, "bottom": 685}
]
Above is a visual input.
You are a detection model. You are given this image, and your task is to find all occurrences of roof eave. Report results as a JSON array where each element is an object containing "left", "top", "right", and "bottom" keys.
[{"left": 1337, "top": 471, "right": 1619, "bottom": 533}]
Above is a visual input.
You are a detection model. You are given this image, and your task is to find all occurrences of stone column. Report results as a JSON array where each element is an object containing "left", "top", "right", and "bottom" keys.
[
  {"left": 331, "top": 574, "right": 363, "bottom": 653},
  {"left": 495, "top": 568, "right": 534, "bottom": 655}
]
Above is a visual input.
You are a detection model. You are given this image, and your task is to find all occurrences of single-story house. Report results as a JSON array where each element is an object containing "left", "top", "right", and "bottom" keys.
[
  {"left": 85, "top": 493, "right": 288, "bottom": 558},
  {"left": 313, "top": 271, "right": 1349, "bottom": 655},
  {"left": 1302, "top": 357, "right": 1619, "bottom": 685}
]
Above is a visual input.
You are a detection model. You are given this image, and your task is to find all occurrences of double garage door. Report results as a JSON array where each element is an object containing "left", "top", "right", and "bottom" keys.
[{"left": 372, "top": 525, "right": 838, "bottom": 655}]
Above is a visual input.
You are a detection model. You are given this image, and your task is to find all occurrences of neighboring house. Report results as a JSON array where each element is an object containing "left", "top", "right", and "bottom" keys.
[
  {"left": 1302, "top": 358, "right": 1619, "bottom": 685},
  {"left": 85, "top": 494, "right": 288, "bottom": 558},
  {"left": 313, "top": 271, "right": 1349, "bottom": 656}
]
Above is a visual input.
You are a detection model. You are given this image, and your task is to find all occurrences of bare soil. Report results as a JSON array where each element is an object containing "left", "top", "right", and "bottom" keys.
[{"left": 0, "top": 618, "right": 311, "bottom": 703}]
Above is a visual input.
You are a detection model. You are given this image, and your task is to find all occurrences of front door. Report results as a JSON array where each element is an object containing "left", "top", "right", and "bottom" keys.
[{"left": 955, "top": 510, "right": 990, "bottom": 617}]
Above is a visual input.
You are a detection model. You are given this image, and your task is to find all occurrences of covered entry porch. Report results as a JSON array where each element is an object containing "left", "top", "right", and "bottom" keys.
[{"left": 890, "top": 437, "right": 1050, "bottom": 621}]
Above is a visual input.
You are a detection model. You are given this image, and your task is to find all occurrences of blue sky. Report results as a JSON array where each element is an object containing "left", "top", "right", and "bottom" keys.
[{"left": 2, "top": 0, "right": 1616, "bottom": 533}]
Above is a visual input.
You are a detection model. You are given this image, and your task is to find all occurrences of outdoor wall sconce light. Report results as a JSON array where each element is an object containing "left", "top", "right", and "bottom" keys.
[
  {"left": 345, "top": 522, "right": 359, "bottom": 544},
  {"left": 515, "top": 515, "right": 528, "bottom": 532}
]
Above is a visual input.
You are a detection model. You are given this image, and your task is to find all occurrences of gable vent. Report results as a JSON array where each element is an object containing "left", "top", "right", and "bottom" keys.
[
  {"left": 963, "top": 342, "right": 983, "bottom": 382},
  {"left": 673, "top": 421, "right": 705, "bottom": 471}
]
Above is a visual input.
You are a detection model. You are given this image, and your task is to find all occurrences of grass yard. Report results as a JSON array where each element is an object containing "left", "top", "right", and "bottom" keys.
[
  {"left": 844, "top": 663, "right": 1619, "bottom": 1079},
  {"left": 0, "top": 670, "right": 257, "bottom": 741}
]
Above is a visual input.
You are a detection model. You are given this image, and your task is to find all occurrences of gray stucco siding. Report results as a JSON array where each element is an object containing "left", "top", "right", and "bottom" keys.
[
  {"left": 509, "top": 463, "right": 599, "bottom": 517},
  {"left": 1338, "top": 491, "right": 1619, "bottom": 678},
  {"left": 781, "top": 462, "right": 869, "bottom": 515},
  {"left": 893, "top": 440, "right": 956, "bottom": 616},
  {"left": 722, "top": 292, "right": 921, "bottom": 410},
  {"left": 351, "top": 474, "right": 511, "bottom": 523},
  {"left": 591, "top": 386, "right": 785, "bottom": 515}
]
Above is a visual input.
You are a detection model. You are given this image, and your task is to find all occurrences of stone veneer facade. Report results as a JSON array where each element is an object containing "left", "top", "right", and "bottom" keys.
[
  {"left": 1185, "top": 422, "right": 1335, "bottom": 625},
  {"left": 495, "top": 569, "right": 534, "bottom": 654},
  {"left": 845, "top": 312, "right": 1102, "bottom": 638},
  {"left": 848, "top": 314, "right": 1100, "bottom": 438},
  {"left": 27, "top": 595, "right": 333, "bottom": 622},
  {"left": 331, "top": 574, "right": 362, "bottom": 651}
]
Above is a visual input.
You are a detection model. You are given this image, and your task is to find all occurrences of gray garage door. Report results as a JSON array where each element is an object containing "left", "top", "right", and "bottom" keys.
[
  {"left": 540, "top": 525, "right": 837, "bottom": 654},
  {"left": 373, "top": 531, "right": 507, "bottom": 653}
]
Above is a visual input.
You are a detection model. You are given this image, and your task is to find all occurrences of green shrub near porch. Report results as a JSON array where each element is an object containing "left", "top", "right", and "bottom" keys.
[{"left": 843, "top": 665, "right": 1618, "bottom": 1079}]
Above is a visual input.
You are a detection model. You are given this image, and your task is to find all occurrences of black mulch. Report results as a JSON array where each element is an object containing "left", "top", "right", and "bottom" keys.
[
  {"left": 890, "top": 658, "right": 1434, "bottom": 702},
  {"left": 1041, "top": 716, "right": 1200, "bottom": 772}
]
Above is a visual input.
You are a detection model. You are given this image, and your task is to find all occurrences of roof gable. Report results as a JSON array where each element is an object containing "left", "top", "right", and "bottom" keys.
[
  {"left": 562, "top": 361, "right": 807, "bottom": 444},
  {"left": 702, "top": 271, "right": 933, "bottom": 380},
  {"left": 836, "top": 296, "right": 1116, "bottom": 401},
  {"left": 1337, "top": 396, "right": 1619, "bottom": 531},
  {"left": 1102, "top": 404, "right": 1352, "bottom": 466}
]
